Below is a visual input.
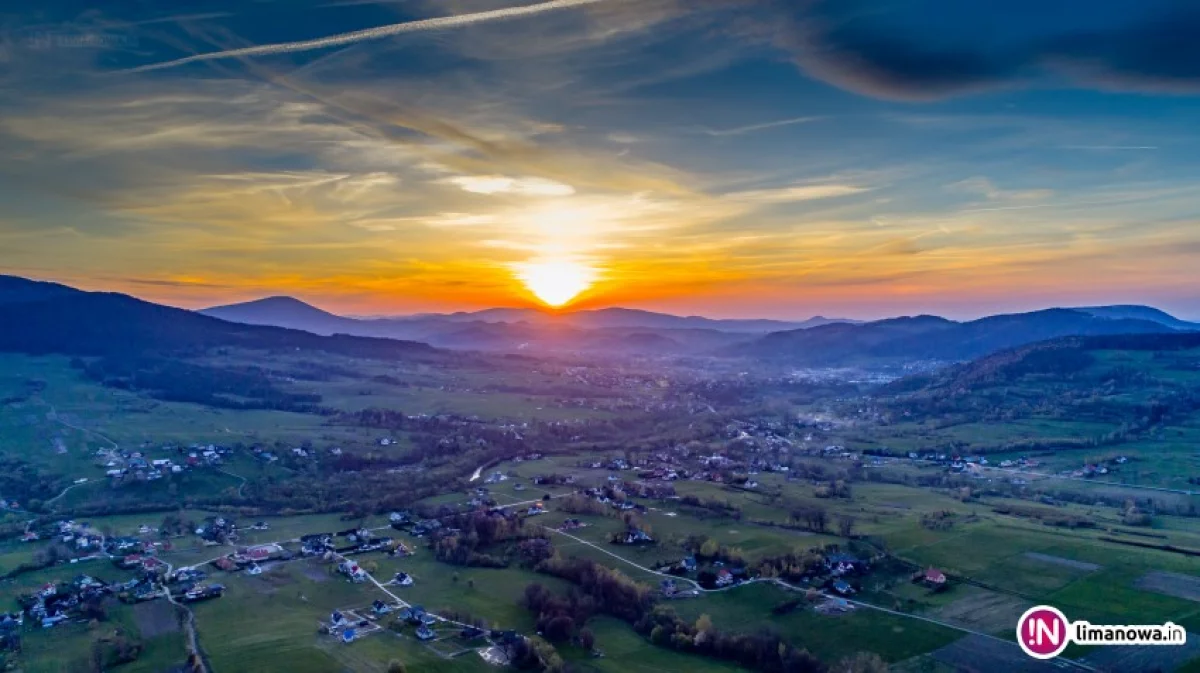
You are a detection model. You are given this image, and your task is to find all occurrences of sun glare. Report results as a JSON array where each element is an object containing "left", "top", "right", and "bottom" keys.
[{"left": 514, "top": 258, "right": 597, "bottom": 308}]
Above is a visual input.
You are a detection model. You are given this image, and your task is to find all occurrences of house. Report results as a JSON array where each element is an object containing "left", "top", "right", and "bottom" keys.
[
  {"left": 660, "top": 579, "right": 677, "bottom": 596},
  {"left": 831, "top": 580, "right": 854, "bottom": 596},
  {"left": 245, "top": 546, "right": 274, "bottom": 563},
  {"left": 714, "top": 569, "right": 734, "bottom": 587},
  {"left": 341, "top": 628, "right": 357, "bottom": 643},
  {"left": 622, "top": 529, "right": 653, "bottom": 545},
  {"left": 405, "top": 606, "right": 428, "bottom": 625},
  {"left": 372, "top": 600, "right": 393, "bottom": 615},
  {"left": 173, "top": 568, "right": 205, "bottom": 583},
  {"left": 922, "top": 568, "right": 947, "bottom": 586},
  {"left": 338, "top": 560, "right": 367, "bottom": 582},
  {"left": 393, "top": 572, "right": 414, "bottom": 587},
  {"left": 246, "top": 563, "right": 263, "bottom": 576},
  {"left": 182, "top": 584, "right": 225, "bottom": 603},
  {"left": 526, "top": 502, "right": 545, "bottom": 516},
  {"left": 415, "top": 625, "right": 436, "bottom": 641},
  {"left": 330, "top": 610, "right": 347, "bottom": 627},
  {"left": 826, "top": 552, "right": 864, "bottom": 577},
  {"left": 681, "top": 556, "right": 697, "bottom": 573}
]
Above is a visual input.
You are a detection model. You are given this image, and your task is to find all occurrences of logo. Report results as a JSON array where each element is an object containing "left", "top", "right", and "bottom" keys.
[
  {"left": 1017, "top": 605, "right": 1187, "bottom": 660},
  {"left": 1018, "top": 606, "right": 1070, "bottom": 659}
]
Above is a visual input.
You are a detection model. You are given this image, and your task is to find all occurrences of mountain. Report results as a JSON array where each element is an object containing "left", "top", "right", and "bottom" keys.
[
  {"left": 0, "top": 275, "right": 82, "bottom": 305},
  {"left": 362, "top": 306, "right": 855, "bottom": 332},
  {"left": 0, "top": 290, "right": 440, "bottom": 361},
  {"left": 202, "top": 296, "right": 359, "bottom": 336},
  {"left": 198, "top": 296, "right": 850, "bottom": 354},
  {"left": 1077, "top": 305, "right": 1200, "bottom": 330},
  {"left": 725, "top": 308, "right": 1182, "bottom": 365}
]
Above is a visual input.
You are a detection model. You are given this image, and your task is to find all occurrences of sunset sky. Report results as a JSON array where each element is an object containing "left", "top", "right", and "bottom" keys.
[{"left": 2, "top": 0, "right": 1200, "bottom": 319}]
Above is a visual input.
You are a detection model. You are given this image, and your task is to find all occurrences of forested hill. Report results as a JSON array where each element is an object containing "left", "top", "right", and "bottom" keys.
[
  {"left": 0, "top": 289, "right": 444, "bottom": 362},
  {"left": 896, "top": 331, "right": 1200, "bottom": 392},
  {"left": 725, "top": 308, "right": 1186, "bottom": 365},
  {"left": 880, "top": 332, "right": 1200, "bottom": 437}
]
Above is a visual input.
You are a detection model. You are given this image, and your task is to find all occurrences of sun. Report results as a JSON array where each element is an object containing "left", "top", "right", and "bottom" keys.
[{"left": 514, "top": 258, "right": 596, "bottom": 308}]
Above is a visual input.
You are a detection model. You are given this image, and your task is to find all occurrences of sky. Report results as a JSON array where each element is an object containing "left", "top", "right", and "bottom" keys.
[{"left": 2, "top": 0, "right": 1200, "bottom": 320}]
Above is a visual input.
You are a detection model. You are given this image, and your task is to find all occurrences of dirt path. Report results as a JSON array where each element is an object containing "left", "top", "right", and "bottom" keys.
[
  {"left": 158, "top": 561, "right": 209, "bottom": 673},
  {"left": 45, "top": 481, "right": 89, "bottom": 508},
  {"left": 48, "top": 404, "right": 119, "bottom": 450},
  {"left": 219, "top": 469, "right": 248, "bottom": 498}
]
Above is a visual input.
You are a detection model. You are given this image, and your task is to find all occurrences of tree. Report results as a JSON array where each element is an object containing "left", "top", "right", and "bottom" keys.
[
  {"left": 837, "top": 515, "right": 856, "bottom": 538},
  {"left": 543, "top": 615, "right": 574, "bottom": 642},
  {"left": 579, "top": 627, "right": 596, "bottom": 652},
  {"left": 387, "top": 660, "right": 407, "bottom": 673}
]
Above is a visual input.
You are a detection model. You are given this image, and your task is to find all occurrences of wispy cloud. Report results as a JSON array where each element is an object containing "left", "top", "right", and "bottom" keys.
[
  {"left": 444, "top": 175, "right": 576, "bottom": 197},
  {"left": 726, "top": 183, "right": 870, "bottom": 204},
  {"left": 124, "top": 0, "right": 614, "bottom": 73},
  {"left": 1059, "top": 145, "right": 1159, "bottom": 151},
  {"left": 947, "top": 177, "right": 1052, "bottom": 203},
  {"left": 701, "top": 116, "right": 821, "bottom": 137}
]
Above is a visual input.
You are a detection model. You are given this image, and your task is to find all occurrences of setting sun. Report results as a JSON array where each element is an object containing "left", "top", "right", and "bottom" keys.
[{"left": 513, "top": 258, "right": 597, "bottom": 308}]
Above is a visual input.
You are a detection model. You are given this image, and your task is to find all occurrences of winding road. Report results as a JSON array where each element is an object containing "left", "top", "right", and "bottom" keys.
[{"left": 542, "top": 525, "right": 1099, "bottom": 672}]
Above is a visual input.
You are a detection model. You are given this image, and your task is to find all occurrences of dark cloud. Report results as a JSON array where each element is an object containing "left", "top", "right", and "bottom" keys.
[
  {"left": 764, "top": 0, "right": 1200, "bottom": 100},
  {"left": 1045, "top": 11, "right": 1200, "bottom": 93},
  {"left": 122, "top": 278, "right": 231, "bottom": 289}
]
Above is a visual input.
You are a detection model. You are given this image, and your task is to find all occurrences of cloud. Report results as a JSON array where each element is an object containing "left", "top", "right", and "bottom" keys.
[
  {"left": 124, "top": 0, "right": 614, "bottom": 73},
  {"left": 445, "top": 175, "right": 576, "bottom": 196},
  {"left": 606, "top": 132, "right": 640, "bottom": 144},
  {"left": 701, "top": 116, "right": 821, "bottom": 136},
  {"left": 726, "top": 183, "right": 869, "bottom": 204},
  {"left": 762, "top": 0, "right": 1200, "bottom": 100},
  {"left": 1059, "top": 145, "right": 1158, "bottom": 151},
  {"left": 947, "top": 177, "right": 1052, "bottom": 203},
  {"left": 121, "top": 277, "right": 232, "bottom": 289}
]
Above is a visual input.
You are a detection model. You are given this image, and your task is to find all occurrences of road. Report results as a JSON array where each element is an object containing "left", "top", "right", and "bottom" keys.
[
  {"left": 47, "top": 404, "right": 119, "bottom": 450},
  {"left": 544, "top": 526, "right": 1099, "bottom": 671},
  {"left": 150, "top": 485, "right": 1097, "bottom": 670},
  {"left": 543, "top": 527, "right": 704, "bottom": 591},
  {"left": 45, "top": 481, "right": 90, "bottom": 508}
]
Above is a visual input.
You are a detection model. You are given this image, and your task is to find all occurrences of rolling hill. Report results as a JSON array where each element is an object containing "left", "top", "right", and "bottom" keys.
[
  {"left": 0, "top": 275, "right": 83, "bottom": 305},
  {"left": 725, "top": 308, "right": 1191, "bottom": 366},
  {"left": 0, "top": 290, "right": 441, "bottom": 361},
  {"left": 199, "top": 297, "right": 836, "bottom": 354},
  {"left": 201, "top": 296, "right": 357, "bottom": 335}
]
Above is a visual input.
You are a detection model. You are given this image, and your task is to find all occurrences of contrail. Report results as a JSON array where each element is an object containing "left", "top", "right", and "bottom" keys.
[
  {"left": 125, "top": 0, "right": 611, "bottom": 73},
  {"left": 703, "top": 116, "right": 821, "bottom": 136}
]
